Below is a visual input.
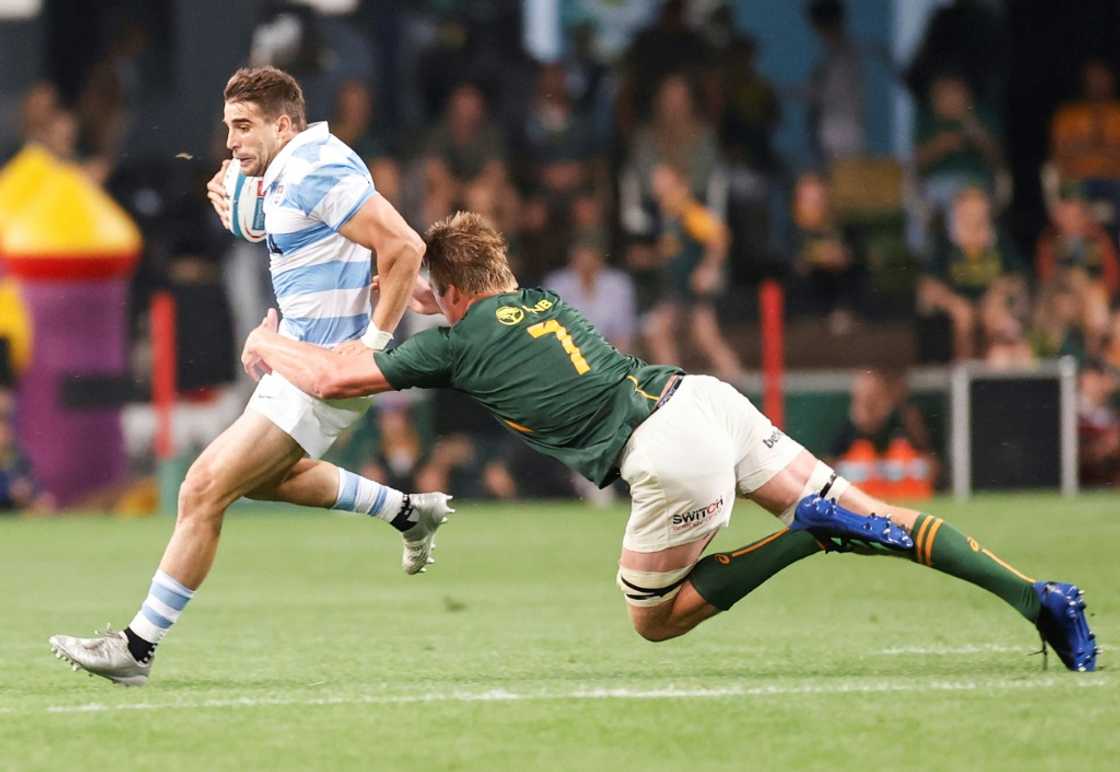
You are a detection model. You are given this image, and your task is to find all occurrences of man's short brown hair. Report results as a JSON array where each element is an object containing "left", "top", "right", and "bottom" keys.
[
  {"left": 424, "top": 211, "right": 518, "bottom": 295},
  {"left": 224, "top": 66, "right": 306, "bottom": 130}
]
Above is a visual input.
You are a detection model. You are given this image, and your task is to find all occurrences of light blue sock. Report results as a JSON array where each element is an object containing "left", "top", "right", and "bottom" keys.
[
  {"left": 332, "top": 468, "right": 406, "bottom": 525},
  {"left": 128, "top": 569, "right": 194, "bottom": 645}
]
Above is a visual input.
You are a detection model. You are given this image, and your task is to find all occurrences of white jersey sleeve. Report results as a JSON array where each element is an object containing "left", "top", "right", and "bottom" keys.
[{"left": 284, "top": 159, "right": 375, "bottom": 231}]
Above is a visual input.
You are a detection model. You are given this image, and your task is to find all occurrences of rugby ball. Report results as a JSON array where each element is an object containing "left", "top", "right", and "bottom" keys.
[{"left": 223, "top": 161, "right": 267, "bottom": 242}]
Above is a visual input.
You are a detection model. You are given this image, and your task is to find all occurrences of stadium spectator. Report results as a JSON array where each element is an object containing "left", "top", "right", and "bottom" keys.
[
  {"left": 620, "top": 72, "right": 725, "bottom": 237},
  {"left": 75, "top": 21, "right": 151, "bottom": 173},
  {"left": 14, "top": 81, "right": 102, "bottom": 182},
  {"left": 569, "top": 186, "right": 609, "bottom": 248},
  {"left": 558, "top": 20, "right": 613, "bottom": 144},
  {"left": 324, "top": 394, "right": 432, "bottom": 494},
  {"left": 516, "top": 63, "right": 601, "bottom": 274},
  {"left": 1037, "top": 182, "right": 1120, "bottom": 297},
  {"left": 1105, "top": 308, "right": 1120, "bottom": 370},
  {"left": 522, "top": 185, "right": 611, "bottom": 284},
  {"left": 0, "top": 388, "right": 52, "bottom": 513},
  {"left": 711, "top": 30, "right": 782, "bottom": 284},
  {"left": 1077, "top": 359, "right": 1120, "bottom": 487},
  {"left": 1035, "top": 182, "right": 1117, "bottom": 354},
  {"left": 1031, "top": 276, "right": 1089, "bottom": 362},
  {"left": 330, "top": 79, "right": 401, "bottom": 206},
  {"left": 414, "top": 392, "right": 573, "bottom": 500},
  {"left": 642, "top": 163, "right": 743, "bottom": 382},
  {"left": 18, "top": 81, "right": 58, "bottom": 131},
  {"left": 414, "top": 435, "right": 569, "bottom": 501},
  {"left": 978, "top": 252, "right": 1033, "bottom": 369},
  {"left": 413, "top": 387, "right": 508, "bottom": 500},
  {"left": 1050, "top": 59, "right": 1120, "bottom": 225},
  {"left": 414, "top": 433, "right": 476, "bottom": 498},
  {"left": 543, "top": 236, "right": 637, "bottom": 352},
  {"left": 711, "top": 28, "right": 780, "bottom": 175},
  {"left": 518, "top": 63, "right": 598, "bottom": 202},
  {"left": 903, "top": 0, "right": 1008, "bottom": 114},
  {"left": 827, "top": 369, "right": 937, "bottom": 498},
  {"left": 983, "top": 301, "right": 1036, "bottom": 368},
  {"left": 373, "top": 406, "right": 425, "bottom": 492},
  {"left": 917, "top": 186, "right": 1024, "bottom": 360},
  {"left": 912, "top": 72, "right": 1003, "bottom": 254},
  {"left": 616, "top": 0, "right": 713, "bottom": 134},
  {"left": 37, "top": 108, "right": 79, "bottom": 166},
  {"left": 421, "top": 82, "right": 515, "bottom": 226},
  {"left": 639, "top": 72, "right": 722, "bottom": 198},
  {"left": 788, "top": 172, "right": 863, "bottom": 334},
  {"left": 19, "top": 83, "right": 69, "bottom": 155},
  {"left": 804, "top": 0, "right": 865, "bottom": 163}
]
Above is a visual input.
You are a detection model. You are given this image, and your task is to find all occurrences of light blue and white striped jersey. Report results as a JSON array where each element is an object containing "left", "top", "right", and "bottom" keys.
[{"left": 262, "top": 122, "right": 375, "bottom": 347}]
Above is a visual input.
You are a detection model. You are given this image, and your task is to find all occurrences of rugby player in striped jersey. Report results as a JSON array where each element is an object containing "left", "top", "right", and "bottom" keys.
[{"left": 49, "top": 66, "right": 451, "bottom": 686}]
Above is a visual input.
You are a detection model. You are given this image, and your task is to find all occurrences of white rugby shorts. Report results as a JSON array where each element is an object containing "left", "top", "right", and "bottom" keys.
[
  {"left": 247, "top": 371, "right": 372, "bottom": 458},
  {"left": 618, "top": 375, "right": 803, "bottom": 553}
]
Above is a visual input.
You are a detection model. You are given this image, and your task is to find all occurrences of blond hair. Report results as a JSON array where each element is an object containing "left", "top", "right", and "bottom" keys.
[
  {"left": 424, "top": 211, "right": 518, "bottom": 295},
  {"left": 223, "top": 66, "right": 307, "bottom": 130}
]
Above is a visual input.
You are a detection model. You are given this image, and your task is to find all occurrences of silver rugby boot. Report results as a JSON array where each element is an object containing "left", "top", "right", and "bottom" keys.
[
  {"left": 49, "top": 624, "right": 152, "bottom": 686},
  {"left": 401, "top": 492, "right": 454, "bottom": 575}
]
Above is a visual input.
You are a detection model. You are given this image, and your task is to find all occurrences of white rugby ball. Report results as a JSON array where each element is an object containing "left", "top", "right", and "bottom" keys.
[{"left": 223, "top": 161, "right": 267, "bottom": 242}]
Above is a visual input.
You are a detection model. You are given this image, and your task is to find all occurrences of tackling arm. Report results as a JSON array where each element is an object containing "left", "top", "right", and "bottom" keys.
[
  {"left": 244, "top": 320, "right": 393, "bottom": 400},
  {"left": 338, "top": 194, "right": 425, "bottom": 345}
]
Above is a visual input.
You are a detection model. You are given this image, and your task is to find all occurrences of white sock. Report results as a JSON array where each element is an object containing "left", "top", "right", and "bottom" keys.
[
  {"left": 128, "top": 569, "right": 194, "bottom": 645},
  {"left": 332, "top": 469, "right": 413, "bottom": 530}
]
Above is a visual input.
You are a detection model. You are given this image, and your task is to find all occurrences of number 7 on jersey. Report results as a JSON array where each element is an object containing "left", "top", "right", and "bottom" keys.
[{"left": 528, "top": 320, "right": 591, "bottom": 375}]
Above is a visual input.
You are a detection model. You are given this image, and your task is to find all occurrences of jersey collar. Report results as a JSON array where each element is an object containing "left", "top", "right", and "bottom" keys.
[
  {"left": 262, "top": 121, "right": 330, "bottom": 189},
  {"left": 459, "top": 289, "right": 519, "bottom": 325}
]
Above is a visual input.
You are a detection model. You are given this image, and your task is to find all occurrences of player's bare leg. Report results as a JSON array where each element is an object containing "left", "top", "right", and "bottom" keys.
[
  {"left": 248, "top": 457, "right": 454, "bottom": 575},
  {"left": 48, "top": 413, "right": 451, "bottom": 685},
  {"left": 622, "top": 449, "right": 1097, "bottom": 670},
  {"left": 247, "top": 457, "right": 346, "bottom": 507},
  {"left": 621, "top": 534, "right": 720, "bottom": 642},
  {"left": 48, "top": 413, "right": 302, "bottom": 684},
  {"left": 161, "top": 411, "right": 305, "bottom": 587},
  {"left": 620, "top": 453, "right": 832, "bottom": 642},
  {"left": 160, "top": 410, "right": 450, "bottom": 585}
]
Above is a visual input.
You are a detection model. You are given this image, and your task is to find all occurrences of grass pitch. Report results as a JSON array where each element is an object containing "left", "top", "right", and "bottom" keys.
[{"left": 1, "top": 493, "right": 1115, "bottom": 771}]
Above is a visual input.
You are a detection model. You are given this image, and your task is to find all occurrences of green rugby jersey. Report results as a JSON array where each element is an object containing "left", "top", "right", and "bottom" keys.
[{"left": 374, "top": 288, "right": 682, "bottom": 487}]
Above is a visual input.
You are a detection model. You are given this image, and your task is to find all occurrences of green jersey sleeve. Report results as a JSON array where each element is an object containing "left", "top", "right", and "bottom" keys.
[{"left": 373, "top": 327, "right": 455, "bottom": 390}]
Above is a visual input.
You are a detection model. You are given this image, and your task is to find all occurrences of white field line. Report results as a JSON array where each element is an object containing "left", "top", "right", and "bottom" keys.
[
  {"left": 878, "top": 643, "right": 1108, "bottom": 656},
  {"left": 0, "top": 677, "right": 1107, "bottom": 716},
  {"left": 878, "top": 644, "right": 1028, "bottom": 655}
]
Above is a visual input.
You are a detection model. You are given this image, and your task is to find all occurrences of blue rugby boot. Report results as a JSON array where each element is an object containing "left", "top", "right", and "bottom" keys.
[
  {"left": 1033, "top": 582, "right": 1098, "bottom": 672},
  {"left": 790, "top": 495, "right": 914, "bottom": 554}
]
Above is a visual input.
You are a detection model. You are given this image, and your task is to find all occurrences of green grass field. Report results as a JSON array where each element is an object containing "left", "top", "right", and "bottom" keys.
[{"left": 1, "top": 493, "right": 1115, "bottom": 771}]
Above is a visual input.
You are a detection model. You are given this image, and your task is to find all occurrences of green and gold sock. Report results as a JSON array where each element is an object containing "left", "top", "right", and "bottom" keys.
[
  {"left": 688, "top": 529, "right": 824, "bottom": 611},
  {"left": 910, "top": 513, "right": 1041, "bottom": 622}
]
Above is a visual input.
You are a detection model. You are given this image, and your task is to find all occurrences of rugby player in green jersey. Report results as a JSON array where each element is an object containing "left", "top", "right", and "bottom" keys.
[{"left": 243, "top": 212, "right": 1098, "bottom": 671}]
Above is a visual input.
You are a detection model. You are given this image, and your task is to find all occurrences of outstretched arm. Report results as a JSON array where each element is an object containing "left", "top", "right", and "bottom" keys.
[{"left": 243, "top": 311, "right": 393, "bottom": 400}]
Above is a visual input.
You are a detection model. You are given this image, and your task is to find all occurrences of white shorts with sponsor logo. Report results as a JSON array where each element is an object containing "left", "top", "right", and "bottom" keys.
[
  {"left": 247, "top": 371, "right": 372, "bottom": 458},
  {"left": 618, "top": 374, "right": 803, "bottom": 553}
]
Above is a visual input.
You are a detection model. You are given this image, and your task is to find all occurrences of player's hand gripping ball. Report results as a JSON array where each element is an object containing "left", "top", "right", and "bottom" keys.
[{"left": 223, "top": 161, "right": 267, "bottom": 242}]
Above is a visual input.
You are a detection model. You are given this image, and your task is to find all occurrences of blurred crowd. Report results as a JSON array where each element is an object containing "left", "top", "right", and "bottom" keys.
[{"left": 1, "top": 0, "right": 1119, "bottom": 505}]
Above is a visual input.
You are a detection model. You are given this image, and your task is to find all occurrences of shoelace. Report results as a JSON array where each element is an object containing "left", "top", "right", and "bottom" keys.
[{"left": 99, "top": 622, "right": 154, "bottom": 665}]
